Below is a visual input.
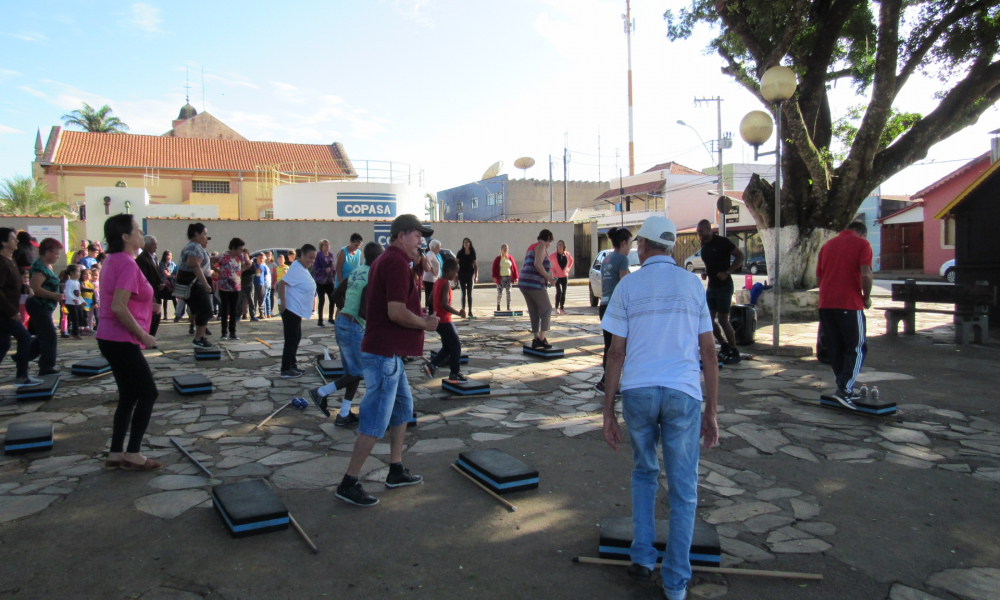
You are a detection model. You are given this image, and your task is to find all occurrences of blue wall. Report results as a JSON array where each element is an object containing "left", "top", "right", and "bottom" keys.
[
  {"left": 438, "top": 175, "right": 508, "bottom": 221},
  {"left": 854, "top": 193, "right": 882, "bottom": 272}
]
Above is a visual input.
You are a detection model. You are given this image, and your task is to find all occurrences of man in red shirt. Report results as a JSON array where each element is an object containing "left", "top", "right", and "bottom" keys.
[
  {"left": 816, "top": 221, "right": 874, "bottom": 409},
  {"left": 336, "top": 214, "right": 439, "bottom": 507}
]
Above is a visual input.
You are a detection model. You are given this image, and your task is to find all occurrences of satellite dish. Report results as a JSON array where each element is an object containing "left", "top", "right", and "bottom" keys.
[
  {"left": 514, "top": 157, "right": 535, "bottom": 179},
  {"left": 482, "top": 161, "right": 503, "bottom": 181}
]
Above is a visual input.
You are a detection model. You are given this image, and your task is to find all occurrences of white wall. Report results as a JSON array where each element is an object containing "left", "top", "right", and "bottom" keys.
[
  {"left": 84, "top": 187, "right": 218, "bottom": 241},
  {"left": 272, "top": 181, "right": 425, "bottom": 220}
]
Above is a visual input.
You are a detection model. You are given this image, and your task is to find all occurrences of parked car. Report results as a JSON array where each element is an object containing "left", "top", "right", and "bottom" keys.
[
  {"left": 250, "top": 248, "right": 295, "bottom": 261},
  {"left": 684, "top": 249, "right": 739, "bottom": 273},
  {"left": 745, "top": 255, "right": 767, "bottom": 275},
  {"left": 684, "top": 250, "right": 705, "bottom": 272},
  {"left": 940, "top": 258, "right": 956, "bottom": 283},
  {"left": 588, "top": 249, "right": 640, "bottom": 307}
]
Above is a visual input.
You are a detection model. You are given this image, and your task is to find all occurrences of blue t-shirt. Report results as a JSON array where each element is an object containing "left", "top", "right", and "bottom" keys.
[
  {"left": 78, "top": 256, "right": 97, "bottom": 270},
  {"left": 255, "top": 263, "right": 270, "bottom": 286},
  {"left": 600, "top": 252, "right": 630, "bottom": 306}
]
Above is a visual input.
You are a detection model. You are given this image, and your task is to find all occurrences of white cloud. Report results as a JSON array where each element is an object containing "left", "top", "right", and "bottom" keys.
[
  {"left": 0, "top": 68, "right": 21, "bottom": 82},
  {"left": 389, "top": 0, "right": 434, "bottom": 27},
  {"left": 17, "top": 86, "right": 47, "bottom": 98},
  {"left": 1, "top": 32, "right": 47, "bottom": 42},
  {"left": 126, "top": 4, "right": 165, "bottom": 33},
  {"left": 204, "top": 71, "right": 260, "bottom": 90},
  {"left": 0, "top": 124, "right": 22, "bottom": 134}
]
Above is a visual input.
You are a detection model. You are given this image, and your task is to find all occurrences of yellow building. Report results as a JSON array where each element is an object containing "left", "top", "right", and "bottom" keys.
[{"left": 32, "top": 102, "right": 356, "bottom": 219}]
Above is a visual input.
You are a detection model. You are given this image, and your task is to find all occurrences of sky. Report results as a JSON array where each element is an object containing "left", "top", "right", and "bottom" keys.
[{"left": 2, "top": 0, "right": 999, "bottom": 198}]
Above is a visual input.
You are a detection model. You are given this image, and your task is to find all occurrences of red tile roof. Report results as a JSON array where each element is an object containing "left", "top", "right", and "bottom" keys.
[
  {"left": 594, "top": 180, "right": 665, "bottom": 202},
  {"left": 912, "top": 153, "right": 990, "bottom": 199},
  {"left": 642, "top": 162, "right": 705, "bottom": 176},
  {"left": 44, "top": 129, "right": 354, "bottom": 174}
]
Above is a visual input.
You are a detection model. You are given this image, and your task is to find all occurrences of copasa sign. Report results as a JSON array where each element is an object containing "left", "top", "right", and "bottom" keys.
[{"left": 336, "top": 193, "right": 397, "bottom": 218}]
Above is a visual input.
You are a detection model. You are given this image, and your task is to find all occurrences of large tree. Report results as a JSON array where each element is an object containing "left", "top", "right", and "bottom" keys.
[
  {"left": 0, "top": 175, "right": 74, "bottom": 217},
  {"left": 667, "top": 0, "right": 1000, "bottom": 289},
  {"left": 61, "top": 102, "right": 129, "bottom": 133}
]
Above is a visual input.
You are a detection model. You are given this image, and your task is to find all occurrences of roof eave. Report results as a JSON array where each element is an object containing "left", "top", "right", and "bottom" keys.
[{"left": 933, "top": 158, "right": 1000, "bottom": 219}]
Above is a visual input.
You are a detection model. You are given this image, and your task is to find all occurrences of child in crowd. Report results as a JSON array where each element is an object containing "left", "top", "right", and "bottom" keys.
[
  {"left": 62, "top": 265, "right": 84, "bottom": 340},
  {"left": 80, "top": 268, "right": 95, "bottom": 333},
  {"left": 274, "top": 254, "right": 289, "bottom": 312},
  {"left": 423, "top": 258, "right": 467, "bottom": 382},
  {"left": 58, "top": 268, "right": 70, "bottom": 339},
  {"left": 19, "top": 271, "right": 31, "bottom": 327},
  {"left": 90, "top": 265, "right": 100, "bottom": 331}
]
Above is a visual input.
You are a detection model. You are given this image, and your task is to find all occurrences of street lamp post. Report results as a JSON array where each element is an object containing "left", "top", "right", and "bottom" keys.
[{"left": 739, "top": 65, "right": 797, "bottom": 348}]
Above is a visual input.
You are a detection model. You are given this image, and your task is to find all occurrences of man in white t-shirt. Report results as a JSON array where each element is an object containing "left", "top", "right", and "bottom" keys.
[
  {"left": 600, "top": 216, "right": 719, "bottom": 600},
  {"left": 276, "top": 244, "right": 318, "bottom": 378},
  {"left": 421, "top": 239, "right": 441, "bottom": 309}
]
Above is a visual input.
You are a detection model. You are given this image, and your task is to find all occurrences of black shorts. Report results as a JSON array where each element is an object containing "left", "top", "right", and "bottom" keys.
[{"left": 706, "top": 279, "right": 734, "bottom": 314}]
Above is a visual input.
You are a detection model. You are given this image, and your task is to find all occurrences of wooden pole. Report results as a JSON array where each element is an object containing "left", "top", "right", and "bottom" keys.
[
  {"left": 170, "top": 437, "right": 213, "bottom": 477},
  {"left": 254, "top": 337, "right": 272, "bottom": 348},
  {"left": 315, "top": 365, "right": 328, "bottom": 385},
  {"left": 451, "top": 463, "right": 516, "bottom": 512},
  {"left": 288, "top": 513, "right": 319, "bottom": 554},
  {"left": 225, "top": 346, "right": 234, "bottom": 361},
  {"left": 256, "top": 402, "right": 292, "bottom": 429},
  {"left": 571, "top": 556, "right": 822, "bottom": 580}
]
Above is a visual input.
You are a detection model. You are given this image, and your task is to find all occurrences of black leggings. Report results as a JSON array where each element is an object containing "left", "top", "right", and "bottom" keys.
[
  {"left": 554, "top": 277, "right": 568, "bottom": 309},
  {"left": 219, "top": 290, "right": 239, "bottom": 336},
  {"left": 67, "top": 304, "right": 84, "bottom": 337},
  {"left": 281, "top": 310, "right": 302, "bottom": 372},
  {"left": 600, "top": 304, "right": 612, "bottom": 382},
  {"left": 316, "top": 282, "right": 335, "bottom": 323},
  {"left": 430, "top": 321, "right": 462, "bottom": 376},
  {"left": 458, "top": 276, "right": 474, "bottom": 313},
  {"left": 423, "top": 281, "right": 435, "bottom": 310},
  {"left": 99, "top": 339, "right": 158, "bottom": 453},
  {"left": 25, "top": 302, "right": 57, "bottom": 374},
  {"left": 161, "top": 296, "right": 176, "bottom": 320}
]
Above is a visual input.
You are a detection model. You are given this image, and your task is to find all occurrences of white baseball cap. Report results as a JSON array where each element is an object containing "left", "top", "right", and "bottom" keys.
[{"left": 636, "top": 216, "right": 677, "bottom": 247}]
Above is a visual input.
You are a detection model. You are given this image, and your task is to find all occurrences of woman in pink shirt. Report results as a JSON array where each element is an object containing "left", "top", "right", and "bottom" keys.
[
  {"left": 548, "top": 240, "right": 574, "bottom": 315},
  {"left": 96, "top": 214, "right": 160, "bottom": 471}
]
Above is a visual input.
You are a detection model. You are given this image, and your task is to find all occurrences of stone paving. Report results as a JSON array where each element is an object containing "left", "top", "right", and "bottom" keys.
[{"left": 0, "top": 285, "right": 997, "bottom": 599}]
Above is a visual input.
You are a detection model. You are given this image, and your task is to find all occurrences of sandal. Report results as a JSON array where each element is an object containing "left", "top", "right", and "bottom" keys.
[
  {"left": 121, "top": 457, "right": 163, "bottom": 471},
  {"left": 104, "top": 458, "right": 123, "bottom": 470}
]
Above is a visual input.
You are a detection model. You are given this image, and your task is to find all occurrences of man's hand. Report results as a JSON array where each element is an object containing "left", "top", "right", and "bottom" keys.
[
  {"left": 717, "top": 271, "right": 729, "bottom": 281},
  {"left": 701, "top": 413, "right": 719, "bottom": 449},
  {"left": 458, "top": 309, "right": 466, "bottom": 318},
  {"left": 423, "top": 315, "right": 440, "bottom": 331},
  {"left": 864, "top": 296, "right": 872, "bottom": 310},
  {"left": 603, "top": 412, "right": 622, "bottom": 451}
]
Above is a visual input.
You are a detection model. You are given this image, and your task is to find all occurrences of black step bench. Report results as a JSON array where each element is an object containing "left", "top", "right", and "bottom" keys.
[{"left": 879, "top": 280, "right": 996, "bottom": 344}]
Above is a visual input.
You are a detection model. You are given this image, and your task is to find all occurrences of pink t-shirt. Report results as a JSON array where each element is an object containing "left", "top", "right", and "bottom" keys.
[{"left": 96, "top": 252, "right": 154, "bottom": 347}]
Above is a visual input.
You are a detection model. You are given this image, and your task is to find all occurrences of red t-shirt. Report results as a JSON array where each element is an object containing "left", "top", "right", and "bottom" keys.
[
  {"left": 361, "top": 245, "right": 424, "bottom": 358},
  {"left": 817, "top": 230, "right": 873, "bottom": 310},
  {"left": 432, "top": 277, "right": 452, "bottom": 323}
]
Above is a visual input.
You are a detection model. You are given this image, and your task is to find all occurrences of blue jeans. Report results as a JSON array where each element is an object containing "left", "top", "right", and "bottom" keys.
[
  {"left": 622, "top": 386, "right": 702, "bottom": 600},
  {"left": 318, "top": 315, "right": 365, "bottom": 398},
  {"left": 0, "top": 317, "right": 39, "bottom": 379},
  {"left": 358, "top": 352, "right": 413, "bottom": 438}
]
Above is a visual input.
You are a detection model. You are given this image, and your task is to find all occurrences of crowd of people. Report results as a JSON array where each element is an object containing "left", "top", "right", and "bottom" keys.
[{"left": 0, "top": 210, "right": 875, "bottom": 600}]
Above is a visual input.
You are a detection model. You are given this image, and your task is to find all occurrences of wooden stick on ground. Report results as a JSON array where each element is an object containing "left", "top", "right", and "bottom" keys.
[
  {"left": 254, "top": 337, "right": 272, "bottom": 348},
  {"left": 170, "top": 437, "right": 213, "bottom": 477},
  {"left": 224, "top": 346, "right": 234, "bottom": 360},
  {"left": 315, "top": 365, "right": 328, "bottom": 385},
  {"left": 450, "top": 463, "right": 517, "bottom": 512},
  {"left": 571, "top": 556, "right": 823, "bottom": 580},
  {"left": 288, "top": 513, "right": 319, "bottom": 554},
  {"left": 256, "top": 402, "right": 292, "bottom": 429}
]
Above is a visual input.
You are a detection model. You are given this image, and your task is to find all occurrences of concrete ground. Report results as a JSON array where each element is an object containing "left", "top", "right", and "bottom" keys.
[{"left": 1, "top": 285, "right": 998, "bottom": 600}]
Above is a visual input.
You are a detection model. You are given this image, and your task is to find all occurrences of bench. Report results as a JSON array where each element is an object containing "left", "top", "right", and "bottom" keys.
[{"left": 880, "top": 280, "right": 996, "bottom": 344}]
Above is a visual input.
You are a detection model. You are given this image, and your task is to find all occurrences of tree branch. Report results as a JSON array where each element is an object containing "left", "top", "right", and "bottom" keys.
[
  {"left": 714, "top": 0, "right": 768, "bottom": 65},
  {"left": 896, "top": 0, "right": 995, "bottom": 94},
  {"left": 826, "top": 68, "right": 853, "bottom": 81},
  {"left": 870, "top": 58, "right": 1000, "bottom": 187}
]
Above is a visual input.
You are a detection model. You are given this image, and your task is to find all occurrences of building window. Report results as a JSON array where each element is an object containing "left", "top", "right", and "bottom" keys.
[
  {"left": 192, "top": 180, "right": 231, "bottom": 194},
  {"left": 496, "top": 191, "right": 503, "bottom": 203},
  {"left": 471, "top": 197, "right": 479, "bottom": 209},
  {"left": 444, "top": 203, "right": 450, "bottom": 214},
  {"left": 942, "top": 218, "right": 956, "bottom": 248},
  {"left": 458, "top": 212, "right": 464, "bottom": 221},
  {"left": 259, "top": 209, "right": 274, "bottom": 219}
]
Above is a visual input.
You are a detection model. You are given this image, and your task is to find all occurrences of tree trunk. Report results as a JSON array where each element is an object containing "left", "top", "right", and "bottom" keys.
[{"left": 743, "top": 173, "right": 837, "bottom": 290}]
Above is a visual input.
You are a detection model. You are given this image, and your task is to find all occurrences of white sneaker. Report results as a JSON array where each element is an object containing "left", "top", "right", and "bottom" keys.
[{"left": 13, "top": 375, "right": 42, "bottom": 387}]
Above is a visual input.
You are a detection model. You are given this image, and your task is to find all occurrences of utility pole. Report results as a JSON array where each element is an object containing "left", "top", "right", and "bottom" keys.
[
  {"left": 695, "top": 96, "right": 731, "bottom": 236},
  {"left": 597, "top": 126, "right": 601, "bottom": 182},
  {"left": 549, "top": 155, "right": 554, "bottom": 221},
  {"left": 623, "top": 1, "right": 635, "bottom": 175},
  {"left": 563, "top": 147, "right": 569, "bottom": 219}
]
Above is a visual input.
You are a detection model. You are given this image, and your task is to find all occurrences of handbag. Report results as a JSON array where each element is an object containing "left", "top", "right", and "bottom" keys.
[{"left": 173, "top": 270, "right": 195, "bottom": 300}]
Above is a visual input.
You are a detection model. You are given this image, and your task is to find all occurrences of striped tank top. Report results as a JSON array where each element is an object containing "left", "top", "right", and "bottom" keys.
[{"left": 518, "top": 242, "right": 549, "bottom": 291}]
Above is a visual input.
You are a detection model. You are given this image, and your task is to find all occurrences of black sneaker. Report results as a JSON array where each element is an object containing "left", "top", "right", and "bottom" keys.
[
  {"left": 627, "top": 563, "right": 652, "bottom": 581},
  {"left": 335, "top": 481, "right": 379, "bottom": 507},
  {"left": 595, "top": 380, "right": 606, "bottom": 394},
  {"left": 189, "top": 325, "right": 195, "bottom": 335},
  {"left": 541, "top": 339, "right": 553, "bottom": 349},
  {"left": 293, "top": 368, "right": 305, "bottom": 376},
  {"left": 317, "top": 321, "right": 325, "bottom": 327},
  {"left": 421, "top": 361, "right": 437, "bottom": 379},
  {"left": 722, "top": 348, "right": 742, "bottom": 365},
  {"left": 309, "top": 388, "right": 330, "bottom": 417},
  {"left": 192, "top": 338, "right": 213, "bottom": 348},
  {"left": 446, "top": 373, "right": 468, "bottom": 383},
  {"left": 832, "top": 389, "right": 859, "bottom": 410},
  {"left": 334, "top": 412, "right": 359, "bottom": 427},
  {"left": 385, "top": 468, "right": 423, "bottom": 488},
  {"left": 280, "top": 369, "right": 302, "bottom": 378},
  {"left": 230, "top": 334, "right": 240, "bottom": 340},
  {"left": 13, "top": 375, "right": 42, "bottom": 387},
  {"left": 531, "top": 338, "right": 545, "bottom": 349}
]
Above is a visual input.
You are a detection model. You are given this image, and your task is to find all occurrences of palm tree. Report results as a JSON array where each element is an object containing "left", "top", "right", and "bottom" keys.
[
  {"left": 0, "top": 175, "right": 74, "bottom": 217},
  {"left": 61, "top": 102, "right": 129, "bottom": 133}
]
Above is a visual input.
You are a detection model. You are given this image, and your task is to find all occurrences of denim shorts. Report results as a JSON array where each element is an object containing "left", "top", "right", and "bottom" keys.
[
  {"left": 358, "top": 352, "right": 413, "bottom": 438},
  {"left": 334, "top": 314, "right": 364, "bottom": 377}
]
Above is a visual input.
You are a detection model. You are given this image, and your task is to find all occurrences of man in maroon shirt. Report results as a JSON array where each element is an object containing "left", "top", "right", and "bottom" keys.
[
  {"left": 816, "top": 221, "right": 874, "bottom": 409},
  {"left": 336, "top": 214, "right": 439, "bottom": 507}
]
